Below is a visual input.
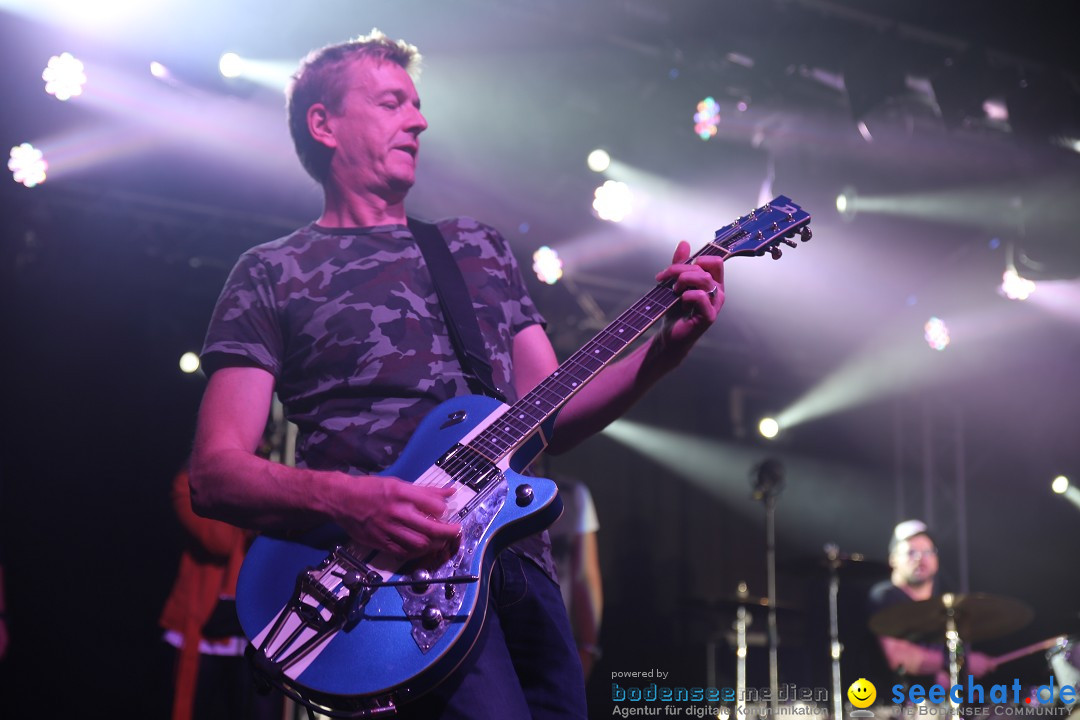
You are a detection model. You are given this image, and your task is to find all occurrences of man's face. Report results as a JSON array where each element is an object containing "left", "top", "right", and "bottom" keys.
[
  {"left": 321, "top": 57, "right": 428, "bottom": 200},
  {"left": 891, "top": 533, "right": 938, "bottom": 587}
]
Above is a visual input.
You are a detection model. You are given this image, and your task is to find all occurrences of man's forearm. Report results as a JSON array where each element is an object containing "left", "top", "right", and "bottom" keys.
[
  {"left": 189, "top": 447, "right": 343, "bottom": 532},
  {"left": 881, "top": 636, "right": 944, "bottom": 676}
]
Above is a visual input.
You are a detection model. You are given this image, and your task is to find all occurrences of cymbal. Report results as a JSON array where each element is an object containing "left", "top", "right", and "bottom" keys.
[{"left": 869, "top": 593, "right": 1033, "bottom": 643}]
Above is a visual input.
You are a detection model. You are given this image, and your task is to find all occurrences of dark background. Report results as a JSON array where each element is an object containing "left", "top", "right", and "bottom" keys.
[{"left": 2, "top": 1, "right": 1078, "bottom": 716}]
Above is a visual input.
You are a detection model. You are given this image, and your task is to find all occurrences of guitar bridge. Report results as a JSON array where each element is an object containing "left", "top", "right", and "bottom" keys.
[{"left": 254, "top": 547, "right": 378, "bottom": 673}]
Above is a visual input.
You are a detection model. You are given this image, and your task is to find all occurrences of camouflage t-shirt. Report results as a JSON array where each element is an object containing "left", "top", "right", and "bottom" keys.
[{"left": 201, "top": 216, "right": 556, "bottom": 578}]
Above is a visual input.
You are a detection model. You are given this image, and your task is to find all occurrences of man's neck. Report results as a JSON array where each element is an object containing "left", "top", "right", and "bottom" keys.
[
  {"left": 893, "top": 573, "right": 934, "bottom": 601},
  {"left": 318, "top": 183, "right": 407, "bottom": 229}
]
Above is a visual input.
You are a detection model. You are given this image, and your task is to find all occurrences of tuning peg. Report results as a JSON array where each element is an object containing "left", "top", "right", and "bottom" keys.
[
  {"left": 769, "top": 246, "right": 783, "bottom": 260},
  {"left": 781, "top": 238, "right": 798, "bottom": 248},
  {"left": 799, "top": 226, "right": 812, "bottom": 242}
]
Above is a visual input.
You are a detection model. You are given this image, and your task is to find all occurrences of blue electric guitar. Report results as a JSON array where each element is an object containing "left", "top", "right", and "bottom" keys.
[{"left": 236, "top": 196, "right": 812, "bottom": 716}]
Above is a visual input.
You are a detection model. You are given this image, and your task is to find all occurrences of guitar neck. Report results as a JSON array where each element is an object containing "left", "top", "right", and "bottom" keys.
[{"left": 465, "top": 241, "right": 733, "bottom": 466}]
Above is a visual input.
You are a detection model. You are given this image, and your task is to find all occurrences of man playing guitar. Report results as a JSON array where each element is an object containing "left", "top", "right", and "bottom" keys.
[{"left": 190, "top": 29, "right": 724, "bottom": 718}]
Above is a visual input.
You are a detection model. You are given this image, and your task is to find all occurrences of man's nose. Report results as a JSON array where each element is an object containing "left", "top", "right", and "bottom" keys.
[{"left": 407, "top": 106, "right": 428, "bottom": 134}]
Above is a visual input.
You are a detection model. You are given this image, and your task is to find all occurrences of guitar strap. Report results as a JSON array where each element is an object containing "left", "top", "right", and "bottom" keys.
[{"left": 408, "top": 217, "right": 508, "bottom": 404}]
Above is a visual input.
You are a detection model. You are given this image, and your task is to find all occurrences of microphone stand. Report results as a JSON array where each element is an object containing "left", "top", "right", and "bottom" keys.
[
  {"left": 824, "top": 543, "right": 843, "bottom": 720},
  {"left": 752, "top": 460, "right": 785, "bottom": 718}
]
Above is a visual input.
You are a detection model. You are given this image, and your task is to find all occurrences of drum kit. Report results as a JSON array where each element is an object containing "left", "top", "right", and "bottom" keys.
[
  {"left": 703, "top": 547, "right": 1079, "bottom": 719},
  {"left": 699, "top": 468, "right": 1078, "bottom": 718},
  {"left": 867, "top": 591, "right": 1077, "bottom": 717},
  {"left": 863, "top": 576, "right": 1079, "bottom": 717}
]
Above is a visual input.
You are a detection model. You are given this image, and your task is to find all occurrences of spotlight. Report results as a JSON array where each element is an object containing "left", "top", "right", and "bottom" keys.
[
  {"left": 42, "top": 52, "right": 87, "bottom": 101},
  {"left": 1000, "top": 268, "right": 1036, "bottom": 301},
  {"left": 836, "top": 186, "right": 858, "bottom": 221},
  {"left": 1000, "top": 242, "right": 1038, "bottom": 300},
  {"left": 532, "top": 246, "right": 563, "bottom": 285},
  {"left": 694, "top": 96, "right": 720, "bottom": 140},
  {"left": 758, "top": 417, "right": 780, "bottom": 439},
  {"left": 219, "top": 52, "right": 244, "bottom": 79},
  {"left": 983, "top": 98, "right": 1009, "bottom": 124},
  {"left": 586, "top": 149, "right": 610, "bottom": 173},
  {"left": 179, "top": 352, "right": 201, "bottom": 374},
  {"left": 592, "top": 180, "right": 633, "bottom": 223},
  {"left": 923, "top": 316, "right": 950, "bottom": 351},
  {"left": 8, "top": 143, "right": 47, "bottom": 188},
  {"left": 149, "top": 61, "right": 169, "bottom": 79},
  {"left": 1052, "top": 475, "right": 1069, "bottom": 494}
]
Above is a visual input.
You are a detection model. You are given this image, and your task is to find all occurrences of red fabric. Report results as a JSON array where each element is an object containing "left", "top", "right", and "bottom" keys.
[{"left": 158, "top": 468, "right": 247, "bottom": 720}]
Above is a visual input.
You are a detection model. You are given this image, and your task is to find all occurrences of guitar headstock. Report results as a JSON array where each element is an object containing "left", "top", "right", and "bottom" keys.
[{"left": 711, "top": 195, "right": 812, "bottom": 260}]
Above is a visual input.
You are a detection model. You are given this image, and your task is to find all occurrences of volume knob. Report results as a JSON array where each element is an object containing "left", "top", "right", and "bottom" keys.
[
  {"left": 421, "top": 605, "right": 444, "bottom": 630},
  {"left": 516, "top": 484, "right": 534, "bottom": 506}
]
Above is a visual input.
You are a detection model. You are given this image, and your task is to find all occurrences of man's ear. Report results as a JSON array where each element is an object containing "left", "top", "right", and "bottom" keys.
[{"left": 308, "top": 103, "right": 337, "bottom": 149}]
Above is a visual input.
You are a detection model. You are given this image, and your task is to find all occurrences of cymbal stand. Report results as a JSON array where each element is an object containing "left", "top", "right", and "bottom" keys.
[
  {"left": 734, "top": 583, "right": 750, "bottom": 720},
  {"left": 824, "top": 544, "right": 843, "bottom": 720},
  {"left": 943, "top": 593, "right": 961, "bottom": 717}
]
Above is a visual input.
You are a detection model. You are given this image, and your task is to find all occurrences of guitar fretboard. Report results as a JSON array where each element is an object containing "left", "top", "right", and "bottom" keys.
[{"left": 466, "top": 238, "right": 737, "bottom": 465}]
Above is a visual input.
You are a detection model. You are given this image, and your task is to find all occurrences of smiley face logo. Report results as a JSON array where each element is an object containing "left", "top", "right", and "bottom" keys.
[{"left": 848, "top": 678, "right": 876, "bottom": 709}]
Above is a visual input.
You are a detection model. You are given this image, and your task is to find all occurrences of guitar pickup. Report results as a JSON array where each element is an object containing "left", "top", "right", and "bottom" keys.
[{"left": 435, "top": 444, "right": 501, "bottom": 492}]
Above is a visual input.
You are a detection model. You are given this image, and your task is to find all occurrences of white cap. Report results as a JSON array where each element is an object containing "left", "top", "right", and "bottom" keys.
[{"left": 889, "top": 519, "right": 931, "bottom": 552}]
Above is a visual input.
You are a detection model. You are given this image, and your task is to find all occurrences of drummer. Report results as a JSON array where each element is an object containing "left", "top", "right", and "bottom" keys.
[{"left": 868, "top": 520, "right": 997, "bottom": 688}]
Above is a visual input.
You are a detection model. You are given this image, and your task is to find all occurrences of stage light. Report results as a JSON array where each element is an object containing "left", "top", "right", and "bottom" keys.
[
  {"left": 694, "top": 96, "right": 720, "bottom": 140},
  {"left": 532, "top": 246, "right": 563, "bottom": 285},
  {"left": 149, "top": 61, "right": 168, "bottom": 79},
  {"left": 8, "top": 143, "right": 47, "bottom": 188},
  {"left": 983, "top": 99, "right": 1009, "bottom": 123},
  {"left": 758, "top": 417, "right": 780, "bottom": 439},
  {"left": 836, "top": 186, "right": 858, "bottom": 221},
  {"left": 42, "top": 52, "right": 86, "bottom": 101},
  {"left": 587, "top": 149, "right": 610, "bottom": 173},
  {"left": 592, "top": 180, "right": 633, "bottom": 223},
  {"left": 219, "top": 52, "right": 244, "bottom": 79},
  {"left": 1000, "top": 268, "right": 1036, "bottom": 301},
  {"left": 179, "top": 352, "right": 201, "bottom": 374},
  {"left": 923, "top": 316, "right": 950, "bottom": 351}
]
